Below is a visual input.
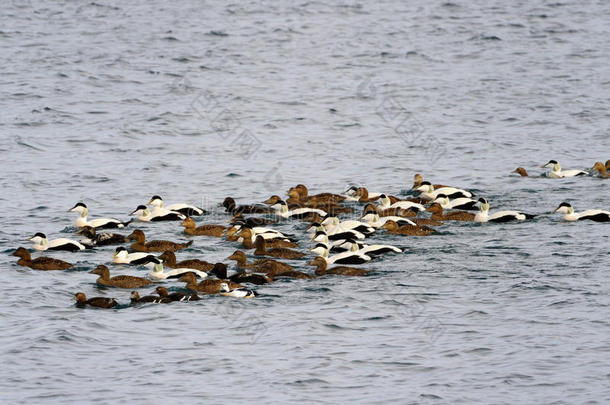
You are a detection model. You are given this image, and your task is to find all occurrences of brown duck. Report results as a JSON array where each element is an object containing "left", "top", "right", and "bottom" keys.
[
  {"left": 591, "top": 161, "right": 609, "bottom": 178},
  {"left": 293, "top": 184, "right": 346, "bottom": 204},
  {"left": 130, "top": 291, "right": 160, "bottom": 304},
  {"left": 227, "top": 250, "right": 296, "bottom": 274},
  {"left": 354, "top": 187, "right": 381, "bottom": 202},
  {"left": 427, "top": 203, "right": 475, "bottom": 221},
  {"left": 90, "top": 265, "right": 153, "bottom": 288},
  {"left": 254, "top": 235, "right": 305, "bottom": 259},
  {"left": 158, "top": 251, "right": 213, "bottom": 271},
  {"left": 410, "top": 218, "right": 444, "bottom": 226},
  {"left": 75, "top": 292, "right": 118, "bottom": 308},
  {"left": 209, "top": 262, "right": 272, "bottom": 285},
  {"left": 181, "top": 217, "right": 225, "bottom": 237},
  {"left": 308, "top": 257, "right": 369, "bottom": 277},
  {"left": 238, "top": 228, "right": 298, "bottom": 249},
  {"left": 128, "top": 229, "right": 193, "bottom": 252},
  {"left": 512, "top": 167, "right": 529, "bottom": 177},
  {"left": 179, "top": 271, "right": 242, "bottom": 294},
  {"left": 12, "top": 247, "right": 72, "bottom": 270},
  {"left": 382, "top": 220, "right": 436, "bottom": 236},
  {"left": 156, "top": 286, "right": 200, "bottom": 302},
  {"left": 412, "top": 173, "right": 448, "bottom": 190},
  {"left": 362, "top": 203, "right": 417, "bottom": 218}
]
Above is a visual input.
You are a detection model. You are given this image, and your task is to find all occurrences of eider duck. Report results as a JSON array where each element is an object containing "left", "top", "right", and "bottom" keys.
[
  {"left": 90, "top": 265, "right": 153, "bottom": 288},
  {"left": 226, "top": 250, "right": 295, "bottom": 275},
  {"left": 553, "top": 202, "right": 610, "bottom": 222},
  {"left": 179, "top": 271, "right": 242, "bottom": 294},
  {"left": 542, "top": 160, "right": 587, "bottom": 178},
  {"left": 310, "top": 228, "right": 366, "bottom": 244},
  {"left": 77, "top": 226, "right": 129, "bottom": 246},
  {"left": 75, "top": 292, "right": 118, "bottom": 309},
  {"left": 361, "top": 203, "right": 416, "bottom": 218},
  {"left": 319, "top": 216, "right": 376, "bottom": 236},
  {"left": 512, "top": 167, "right": 529, "bottom": 177},
  {"left": 254, "top": 235, "right": 305, "bottom": 259},
  {"left": 181, "top": 217, "right": 225, "bottom": 237},
  {"left": 381, "top": 220, "right": 436, "bottom": 236},
  {"left": 158, "top": 251, "right": 213, "bottom": 271},
  {"left": 238, "top": 228, "right": 298, "bottom": 249},
  {"left": 130, "top": 291, "right": 161, "bottom": 304},
  {"left": 342, "top": 240, "right": 402, "bottom": 257},
  {"left": 431, "top": 194, "right": 478, "bottom": 211},
  {"left": 377, "top": 194, "right": 425, "bottom": 212},
  {"left": 12, "top": 247, "right": 72, "bottom": 270},
  {"left": 309, "top": 244, "right": 371, "bottom": 265},
  {"left": 148, "top": 195, "right": 205, "bottom": 216},
  {"left": 112, "top": 247, "right": 158, "bottom": 266},
  {"left": 474, "top": 198, "right": 535, "bottom": 223},
  {"left": 130, "top": 205, "right": 185, "bottom": 222},
  {"left": 209, "top": 262, "right": 272, "bottom": 285},
  {"left": 219, "top": 282, "right": 257, "bottom": 298},
  {"left": 230, "top": 214, "right": 275, "bottom": 227},
  {"left": 69, "top": 202, "right": 131, "bottom": 229},
  {"left": 156, "top": 286, "right": 200, "bottom": 302},
  {"left": 292, "top": 184, "right": 346, "bottom": 204},
  {"left": 222, "top": 197, "right": 274, "bottom": 214},
  {"left": 426, "top": 203, "right": 475, "bottom": 221},
  {"left": 590, "top": 162, "right": 609, "bottom": 178},
  {"left": 28, "top": 232, "right": 86, "bottom": 252},
  {"left": 286, "top": 188, "right": 351, "bottom": 214},
  {"left": 414, "top": 182, "right": 473, "bottom": 201},
  {"left": 343, "top": 186, "right": 382, "bottom": 202},
  {"left": 308, "top": 257, "right": 369, "bottom": 276},
  {"left": 270, "top": 199, "right": 327, "bottom": 219},
  {"left": 149, "top": 259, "right": 208, "bottom": 280},
  {"left": 360, "top": 207, "right": 416, "bottom": 228},
  {"left": 128, "top": 229, "right": 193, "bottom": 253},
  {"left": 412, "top": 174, "right": 448, "bottom": 190}
]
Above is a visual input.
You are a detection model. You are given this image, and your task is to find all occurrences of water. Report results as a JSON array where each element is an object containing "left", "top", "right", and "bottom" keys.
[{"left": 1, "top": 0, "right": 609, "bottom": 403}]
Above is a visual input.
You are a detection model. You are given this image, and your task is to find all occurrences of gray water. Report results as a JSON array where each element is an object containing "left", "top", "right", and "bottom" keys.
[{"left": 1, "top": 0, "right": 609, "bottom": 403}]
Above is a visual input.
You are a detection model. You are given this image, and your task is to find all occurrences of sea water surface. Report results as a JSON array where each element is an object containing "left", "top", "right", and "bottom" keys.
[{"left": 1, "top": 0, "right": 609, "bottom": 403}]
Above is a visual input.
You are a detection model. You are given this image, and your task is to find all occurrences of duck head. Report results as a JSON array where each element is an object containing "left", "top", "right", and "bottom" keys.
[
  {"left": 553, "top": 202, "right": 573, "bottom": 215},
  {"left": 69, "top": 202, "right": 88, "bottom": 216},
  {"left": 148, "top": 195, "right": 163, "bottom": 208}
]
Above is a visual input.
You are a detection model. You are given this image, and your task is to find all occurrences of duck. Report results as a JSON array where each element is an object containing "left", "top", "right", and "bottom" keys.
[
  {"left": 286, "top": 188, "right": 351, "bottom": 214},
  {"left": 130, "top": 291, "right": 162, "bottom": 304},
  {"left": 222, "top": 197, "right": 274, "bottom": 214},
  {"left": 590, "top": 162, "right": 609, "bottom": 178},
  {"left": 542, "top": 160, "right": 587, "bottom": 178},
  {"left": 156, "top": 286, "right": 200, "bottom": 302},
  {"left": 148, "top": 259, "right": 208, "bottom": 280},
  {"left": 264, "top": 195, "right": 303, "bottom": 209},
  {"left": 553, "top": 202, "right": 610, "bottom": 222},
  {"left": 158, "top": 251, "right": 213, "bottom": 271},
  {"left": 426, "top": 203, "right": 475, "bottom": 221},
  {"left": 77, "top": 226, "right": 129, "bottom": 246},
  {"left": 90, "top": 265, "right": 153, "bottom": 288},
  {"left": 270, "top": 199, "right": 327, "bottom": 219},
  {"left": 292, "top": 184, "right": 346, "bottom": 204},
  {"left": 606, "top": 160, "right": 610, "bottom": 170},
  {"left": 412, "top": 173, "right": 449, "bottom": 190},
  {"left": 209, "top": 262, "right": 272, "bottom": 285},
  {"left": 381, "top": 220, "right": 436, "bottom": 236},
  {"left": 219, "top": 282, "right": 257, "bottom": 298},
  {"left": 148, "top": 195, "right": 205, "bottom": 216},
  {"left": 308, "top": 257, "right": 369, "bottom": 276},
  {"left": 474, "top": 198, "right": 535, "bottom": 223},
  {"left": 128, "top": 229, "right": 193, "bottom": 253},
  {"left": 512, "top": 167, "right": 529, "bottom": 177},
  {"left": 309, "top": 243, "right": 371, "bottom": 264},
  {"left": 69, "top": 202, "right": 131, "bottom": 229},
  {"left": 238, "top": 228, "right": 298, "bottom": 249},
  {"left": 413, "top": 182, "right": 473, "bottom": 201},
  {"left": 75, "top": 292, "right": 118, "bottom": 309},
  {"left": 179, "top": 271, "right": 242, "bottom": 294},
  {"left": 226, "top": 250, "right": 295, "bottom": 275},
  {"left": 431, "top": 194, "right": 478, "bottom": 210},
  {"left": 181, "top": 217, "right": 225, "bottom": 237},
  {"left": 230, "top": 214, "right": 276, "bottom": 227},
  {"left": 319, "top": 216, "right": 376, "bottom": 236},
  {"left": 28, "top": 232, "right": 86, "bottom": 252},
  {"left": 130, "top": 205, "right": 185, "bottom": 222},
  {"left": 12, "top": 247, "right": 73, "bottom": 270},
  {"left": 254, "top": 235, "right": 305, "bottom": 259},
  {"left": 311, "top": 228, "right": 366, "bottom": 244},
  {"left": 360, "top": 203, "right": 416, "bottom": 218},
  {"left": 112, "top": 247, "right": 158, "bottom": 266},
  {"left": 360, "top": 207, "right": 417, "bottom": 228},
  {"left": 377, "top": 194, "right": 426, "bottom": 212},
  {"left": 341, "top": 240, "right": 402, "bottom": 257},
  {"left": 343, "top": 186, "right": 382, "bottom": 202}
]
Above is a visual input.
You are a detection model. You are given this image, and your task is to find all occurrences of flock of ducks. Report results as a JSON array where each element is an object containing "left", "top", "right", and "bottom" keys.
[{"left": 11, "top": 161, "right": 609, "bottom": 309}]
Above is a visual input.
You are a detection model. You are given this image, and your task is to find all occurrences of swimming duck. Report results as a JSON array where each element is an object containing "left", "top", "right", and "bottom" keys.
[
  {"left": 311, "top": 228, "right": 366, "bottom": 244},
  {"left": 426, "top": 203, "right": 475, "bottom": 221},
  {"left": 414, "top": 182, "right": 473, "bottom": 201},
  {"left": 219, "top": 282, "right": 257, "bottom": 298},
  {"left": 361, "top": 203, "right": 416, "bottom": 219},
  {"left": 541, "top": 160, "right": 587, "bottom": 178},
  {"left": 270, "top": 199, "right": 327, "bottom": 219},
  {"left": 474, "top": 198, "right": 535, "bottom": 223},
  {"left": 181, "top": 217, "right": 225, "bottom": 237},
  {"left": 552, "top": 202, "right": 610, "bottom": 222},
  {"left": 226, "top": 250, "right": 294, "bottom": 274},
  {"left": 130, "top": 291, "right": 161, "bottom": 304},
  {"left": 319, "top": 216, "right": 376, "bottom": 236},
  {"left": 292, "top": 184, "right": 346, "bottom": 204},
  {"left": 112, "top": 247, "right": 158, "bottom": 266},
  {"left": 75, "top": 292, "right": 118, "bottom": 309},
  {"left": 179, "top": 271, "right": 242, "bottom": 294},
  {"left": 238, "top": 228, "right": 298, "bottom": 249},
  {"left": 381, "top": 220, "right": 436, "bottom": 236},
  {"left": 230, "top": 214, "right": 276, "bottom": 227},
  {"left": 286, "top": 188, "right": 351, "bottom": 214},
  {"left": 148, "top": 195, "right": 205, "bottom": 216},
  {"left": 156, "top": 286, "right": 200, "bottom": 302},
  {"left": 77, "top": 226, "right": 129, "bottom": 246},
  {"left": 148, "top": 259, "right": 208, "bottom": 280},
  {"left": 431, "top": 194, "right": 478, "bottom": 210},
  {"left": 377, "top": 194, "right": 426, "bottom": 212},
  {"left": 342, "top": 240, "right": 402, "bottom": 257},
  {"left": 254, "top": 235, "right": 305, "bottom": 259},
  {"left": 343, "top": 186, "right": 382, "bottom": 202},
  {"left": 512, "top": 167, "right": 529, "bottom": 177},
  {"left": 158, "top": 251, "right": 213, "bottom": 271},
  {"left": 128, "top": 229, "right": 193, "bottom": 253},
  {"left": 90, "top": 265, "right": 153, "bottom": 288},
  {"left": 28, "top": 232, "right": 86, "bottom": 252},
  {"left": 360, "top": 207, "right": 417, "bottom": 228},
  {"left": 130, "top": 205, "right": 185, "bottom": 222},
  {"left": 12, "top": 247, "right": 73, "bottom": 270},
  {"left": 590, "top": 162, "right": 609, "bottom": 178},
  {"left": 308, "top": 257, "right": 369, "bottom": 276},
  {"left": 412, "top": 174, "right": 449, "bottom": 190},
  {"left": 209, "top": 262, "right": 272, "bottom": 285},
  {"left": 309, "top": 244, "right": 371, "bottom": 265},
  {"left": 223, "top": 197, "right": 274, "bottom": 214},
  {"left": 69, "top": 202, "right": 131, "bottom": 229}
]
